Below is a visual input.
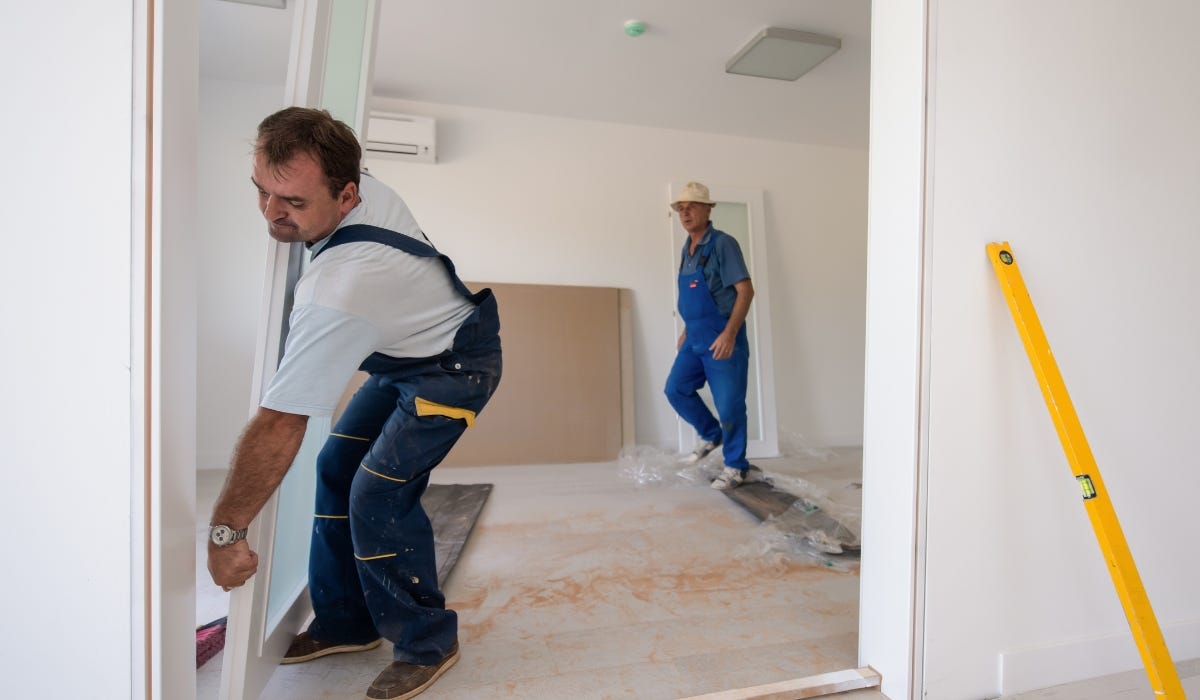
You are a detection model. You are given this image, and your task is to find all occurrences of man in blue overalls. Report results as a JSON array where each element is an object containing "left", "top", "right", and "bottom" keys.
[
  {"left": 207, "top": 107, "right": 501, "bottom": 700},
  {"left": 665, "top": 182, "right": 757, "bottom": 490}
]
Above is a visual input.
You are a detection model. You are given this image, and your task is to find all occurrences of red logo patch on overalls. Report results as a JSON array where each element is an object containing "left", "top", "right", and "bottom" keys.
[{"left": 689, "top": 280, "right": 698, "bottom": 288}]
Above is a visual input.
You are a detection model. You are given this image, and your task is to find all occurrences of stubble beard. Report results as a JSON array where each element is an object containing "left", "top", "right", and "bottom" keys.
[{"left": 267, "top": 220, "right": 302, "bottom": 243}]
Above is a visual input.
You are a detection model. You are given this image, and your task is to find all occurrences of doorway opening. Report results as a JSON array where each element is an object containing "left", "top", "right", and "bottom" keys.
[{"left": 194, "top": 2, "right": 874, "bottom": 698}]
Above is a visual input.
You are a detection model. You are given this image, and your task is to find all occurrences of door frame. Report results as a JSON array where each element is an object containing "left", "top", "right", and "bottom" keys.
[{"left": 153, "top": 2, "right": 932, "bottom": 698}]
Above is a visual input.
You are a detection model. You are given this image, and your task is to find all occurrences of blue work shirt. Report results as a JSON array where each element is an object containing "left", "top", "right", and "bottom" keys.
[{"left": 678, "top": 224, "right": 751, "bottom": 317}]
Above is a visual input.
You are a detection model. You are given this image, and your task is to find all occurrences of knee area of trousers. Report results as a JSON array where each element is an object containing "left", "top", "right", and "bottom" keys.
[
  {"left": 664, "top": 378, "right": 699, "bottom": 398},
  {"left": 319, "top": 435, "right": 369, "bottom": 459}
]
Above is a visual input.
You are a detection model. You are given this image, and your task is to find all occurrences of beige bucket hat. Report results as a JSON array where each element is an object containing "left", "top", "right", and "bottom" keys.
[{"left": 673, "top": 181, "right": 715, "bottom": 206}]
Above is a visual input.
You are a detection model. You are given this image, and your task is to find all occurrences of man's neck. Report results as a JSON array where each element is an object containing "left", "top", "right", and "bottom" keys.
[
  {"left": 305, "top": 209, "right": 356, "bottom": 249},
  {"left": 686, "top": 222, "right": 709, "bottom": 251}
]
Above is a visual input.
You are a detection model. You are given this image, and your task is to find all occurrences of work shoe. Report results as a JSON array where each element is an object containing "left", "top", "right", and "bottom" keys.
[
  {"left": 281, "top": 631, "right": 384, "bottom": 664},
  {"left": 683, "top": 438, "right": 721, "bottom": 463},
  {"left": 711, "top": 464, "right": 763, "bottom": 490},
  {"left": 366, "top": 642, "right": 460, "bottom": 699}
]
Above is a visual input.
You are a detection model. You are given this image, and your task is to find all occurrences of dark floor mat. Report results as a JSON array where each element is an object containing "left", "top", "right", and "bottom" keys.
[
  {"left": 724, "top": 479, "right": 800, "bottom": 518},
  {"left": 724, "top": 480, "right": 860, "bottom": 554},
  {"left": 423, "top": 482, "right": 493, "bottom": 586}
]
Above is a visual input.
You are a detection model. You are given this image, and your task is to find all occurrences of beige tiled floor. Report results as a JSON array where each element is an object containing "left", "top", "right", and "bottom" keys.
[
  {"left": 198, "top": 448, "right": 866, "bottom": 699},
  {"left": 1000, "top": 658, "right": 1200, "bottom": 699}
]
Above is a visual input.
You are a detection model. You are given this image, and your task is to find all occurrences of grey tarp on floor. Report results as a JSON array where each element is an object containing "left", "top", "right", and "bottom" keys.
[
  {"left": 423, "top": 483, "right": 493, "bottom": 586},
  {"left": 724, "top": 480, "right": 860, "bottom": 557}
]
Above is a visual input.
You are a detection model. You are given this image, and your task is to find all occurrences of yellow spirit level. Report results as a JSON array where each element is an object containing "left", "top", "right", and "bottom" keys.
[{"left": 987, "top": 242, "right": 1184, "bottom": 699}]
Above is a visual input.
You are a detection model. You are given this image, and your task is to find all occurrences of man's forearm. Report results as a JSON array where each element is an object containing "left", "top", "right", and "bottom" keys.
[
  {"left": 210, "top": 407, "right": 309, "bottom": 528},
  {"left": 723, "top": 279, "right": 755, "bottom": 336}
]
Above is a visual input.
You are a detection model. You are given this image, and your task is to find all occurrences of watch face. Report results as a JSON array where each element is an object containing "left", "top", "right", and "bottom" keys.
[{"left": 211, "top": 525, "right": 232, "bottom": 545}]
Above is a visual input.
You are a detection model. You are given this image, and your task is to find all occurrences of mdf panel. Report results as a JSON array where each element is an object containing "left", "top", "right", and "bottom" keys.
[{"left": 443, "top": 282, "right": 628, "bottom": 467}]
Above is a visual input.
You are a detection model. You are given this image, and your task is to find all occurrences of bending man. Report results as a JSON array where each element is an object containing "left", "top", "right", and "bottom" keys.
[{"left": 207, "top": 107, "right": 501, "bottom": 700}]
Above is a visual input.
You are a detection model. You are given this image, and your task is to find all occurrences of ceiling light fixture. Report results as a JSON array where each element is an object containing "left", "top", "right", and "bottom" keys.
[{"left": 725, "top": 27, "right": 841, "bottom": 81}]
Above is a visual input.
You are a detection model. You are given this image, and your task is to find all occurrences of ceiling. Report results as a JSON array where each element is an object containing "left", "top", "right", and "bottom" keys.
[{"left": 201, "top": 0, "right": 871, "bottom": 149}]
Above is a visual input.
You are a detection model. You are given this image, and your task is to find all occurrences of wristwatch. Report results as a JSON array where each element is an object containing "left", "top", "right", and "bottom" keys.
[{"left": 209, "top": 524, "right": 248, "bottom": 547}]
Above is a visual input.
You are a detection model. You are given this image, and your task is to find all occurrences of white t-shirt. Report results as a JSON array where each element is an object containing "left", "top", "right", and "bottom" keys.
[{"left": 260, "top": 174, "right": 475, "bottom": 417}]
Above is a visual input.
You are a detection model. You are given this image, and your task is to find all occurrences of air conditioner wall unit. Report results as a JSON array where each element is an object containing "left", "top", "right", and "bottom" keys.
[{"left": 365, "top": 112, "right": 436, "bottom": 163}]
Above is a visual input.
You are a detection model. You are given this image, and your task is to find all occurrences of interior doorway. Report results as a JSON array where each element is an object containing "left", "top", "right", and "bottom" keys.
[{"left": 194, "top": 2, "right": 873, "bottom": 696}]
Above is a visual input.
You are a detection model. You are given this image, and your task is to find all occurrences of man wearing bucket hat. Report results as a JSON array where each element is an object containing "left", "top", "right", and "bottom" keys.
[{"left": 666, "top": 181, "right": 758, "bottom": 490}]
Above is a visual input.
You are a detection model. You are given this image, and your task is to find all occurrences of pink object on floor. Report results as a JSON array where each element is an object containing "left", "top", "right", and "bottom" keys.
[{"left": 196, "top": 617, "right": 227, "bottom": 668}]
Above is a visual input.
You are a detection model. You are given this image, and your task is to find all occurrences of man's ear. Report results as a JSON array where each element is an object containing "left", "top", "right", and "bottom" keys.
[{"left": 338, "top": 181, "right": 359, "bottom": 214}]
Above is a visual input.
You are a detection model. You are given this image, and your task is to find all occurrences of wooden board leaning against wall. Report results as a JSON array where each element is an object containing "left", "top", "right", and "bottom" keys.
[{"left": 333, "top": 282, "right": 635, "bottom": 467}]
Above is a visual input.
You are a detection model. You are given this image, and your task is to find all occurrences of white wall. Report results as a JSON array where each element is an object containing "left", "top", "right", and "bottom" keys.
[
  {"left": 196, "top": 78, "right": 282, "bottom": 469},
  {"left": 196, "top": 89, "right": 869, "bottom": 457},
  {"left": 0, "top": 3, "right": 136, "bottom": 695},
  {"left": 866, "top": 1, "right": 1200, "bottom": 697},
  {"left": 364, "top": 97, "right": 869, "bottom": 450}
]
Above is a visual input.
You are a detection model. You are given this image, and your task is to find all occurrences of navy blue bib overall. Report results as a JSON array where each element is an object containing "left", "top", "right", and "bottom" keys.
[
  {"left": 665, "top": 233, "right": 750, "bottom": 469},
  {"left": 304, "top": 224, "right": 502, "bottom": 664}
]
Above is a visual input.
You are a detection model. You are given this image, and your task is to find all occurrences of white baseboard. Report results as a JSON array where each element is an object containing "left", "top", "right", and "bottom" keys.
[{"left": 1000, "top": 618, "right": 1200, "bottom": 695}]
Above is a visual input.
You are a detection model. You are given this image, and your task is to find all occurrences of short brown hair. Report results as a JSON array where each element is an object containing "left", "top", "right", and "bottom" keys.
[{"left": 255, "top": 107, "right": 361, "bottom": 198}]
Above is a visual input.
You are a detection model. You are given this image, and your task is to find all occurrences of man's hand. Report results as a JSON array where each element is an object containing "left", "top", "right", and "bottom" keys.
[
  {"left": 708, "top": 330, "right": 737, "bottom": 360},
  {"left": 677, "top": 329, "right": 687, "bottom": 350},
  {"left": 208, "top": 540, "right": 259, "bottom": 591},
  {"left": 708, "top": 278, "right": 754, "bottom": 361}
]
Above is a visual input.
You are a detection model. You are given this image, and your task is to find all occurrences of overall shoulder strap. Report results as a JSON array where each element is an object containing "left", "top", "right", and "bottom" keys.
[
  {"left": 311, "top": 224, "right": 437, "bottom": 260},
  {"left": 697, "top": 230, "right": 720, "bottom": 268},
  {"left": 313, "top": 224, "right": 486, "bottom": 303}
]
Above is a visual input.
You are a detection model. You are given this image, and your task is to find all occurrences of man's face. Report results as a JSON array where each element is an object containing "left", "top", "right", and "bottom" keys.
[
  {"left": 251, "top": 151, "right": 358, "bottom": 244},
  {"left": 673, "top": 201, "right": 712, "bottom": 234}
]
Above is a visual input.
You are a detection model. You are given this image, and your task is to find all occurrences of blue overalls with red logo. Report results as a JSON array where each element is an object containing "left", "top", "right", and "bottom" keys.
[
  {"left": 302, "top": 224, "right": 502, "bottom": 665},
  {"left": 664, "top": 233, "right": 750, "bottom": 470}
]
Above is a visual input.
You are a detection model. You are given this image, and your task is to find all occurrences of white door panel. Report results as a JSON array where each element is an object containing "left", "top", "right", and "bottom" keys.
[{"left": 219, "top": 2, "right": 380, "bottom": 698}]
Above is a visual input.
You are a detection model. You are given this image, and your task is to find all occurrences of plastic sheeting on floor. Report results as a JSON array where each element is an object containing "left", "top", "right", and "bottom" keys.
[{"left": 617, "top": 443, "right": 861, "bottom": 572}]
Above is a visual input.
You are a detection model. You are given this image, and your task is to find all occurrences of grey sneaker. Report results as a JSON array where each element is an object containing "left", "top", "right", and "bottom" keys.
[{"left": 684, "top": 439, "right": 721, "bottom": 463}]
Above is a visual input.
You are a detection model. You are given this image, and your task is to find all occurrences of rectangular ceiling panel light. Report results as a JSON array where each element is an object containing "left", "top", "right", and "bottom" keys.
[{"left": 725, "top": 27, "right": 841, "bottom": 81}]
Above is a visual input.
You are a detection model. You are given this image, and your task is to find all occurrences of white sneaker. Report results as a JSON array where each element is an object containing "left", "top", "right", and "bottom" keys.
[
  {"left": 711, "top": 464, "right": 764, "bottom": 491},
  {"left": 711, "top": 466, "right": 746, "bottom": 490},
  {"left": 683, "top": 439, "right": 720, "bottom": 464}
]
